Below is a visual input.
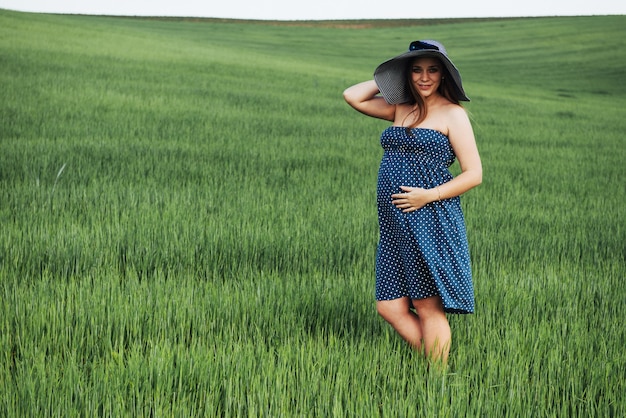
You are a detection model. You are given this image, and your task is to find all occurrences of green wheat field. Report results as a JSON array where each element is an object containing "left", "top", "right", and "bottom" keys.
[{"left": 1, "top": 8, "right": 625, "bottom": 416}]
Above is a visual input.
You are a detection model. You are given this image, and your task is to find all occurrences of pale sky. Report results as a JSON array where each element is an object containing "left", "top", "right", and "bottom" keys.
[{"left": 0, "top": 0, "right": 624, "bottom": 20}]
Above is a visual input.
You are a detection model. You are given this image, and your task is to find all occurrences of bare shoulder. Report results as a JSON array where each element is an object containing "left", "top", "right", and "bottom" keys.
[
  {"left": 423, "top": 99, "right": 471, "bottom": 135},
  {"left": 443, "top": 102, "right": 470, "bottom": 124},
  {"left": 438, "top": 102, "right": 471, "bottom": 136}
]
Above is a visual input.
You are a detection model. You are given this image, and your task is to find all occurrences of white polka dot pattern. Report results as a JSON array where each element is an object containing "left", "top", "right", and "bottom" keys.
[{"left": 375, "top": 127, "right": 474, "bottom": 314}]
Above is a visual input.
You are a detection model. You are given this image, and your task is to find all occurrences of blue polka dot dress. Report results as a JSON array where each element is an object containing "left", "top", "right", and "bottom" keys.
[{"left": 375, "top": 126, "right": 474, "bottom": 314}]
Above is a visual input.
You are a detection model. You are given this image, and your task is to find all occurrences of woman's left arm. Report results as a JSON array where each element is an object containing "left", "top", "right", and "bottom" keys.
[{"left": 438, "top": 105, "right": 482, "bottom": 200}]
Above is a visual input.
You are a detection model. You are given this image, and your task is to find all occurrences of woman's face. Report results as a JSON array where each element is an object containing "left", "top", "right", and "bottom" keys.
[{"left": 410, "top": 57, "right": 442, "bottom": 99}]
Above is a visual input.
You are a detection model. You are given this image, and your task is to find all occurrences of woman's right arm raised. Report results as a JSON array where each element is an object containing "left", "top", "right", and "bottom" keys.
[{"left": 343, "top": 80, "right": 396, "bottom": 122}]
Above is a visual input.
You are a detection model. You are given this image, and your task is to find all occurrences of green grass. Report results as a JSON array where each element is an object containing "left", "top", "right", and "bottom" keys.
[{"left": 1, "top": 8, "right": 625, "bottom": 416}]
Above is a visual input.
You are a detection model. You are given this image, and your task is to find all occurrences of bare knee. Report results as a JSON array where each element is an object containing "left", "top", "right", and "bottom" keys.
[
  {"left": 376, "top": 298, "right": 411, "bottom": 324},
  {"left": 412, "top": 296, "right": 446, "bottom": 319},
  {"left": 376, "top": 301, "right": 392, "bottom": 321}
]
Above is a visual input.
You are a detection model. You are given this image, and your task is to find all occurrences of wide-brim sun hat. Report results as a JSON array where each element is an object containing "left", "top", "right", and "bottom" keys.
[{"left": 374, "top": 40, "right": 469, "bottom": 104}]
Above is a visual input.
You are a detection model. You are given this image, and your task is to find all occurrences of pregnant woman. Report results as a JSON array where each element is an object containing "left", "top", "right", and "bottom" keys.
[{"left": 343, "top": 40, "right": 482, "bottom": 365}]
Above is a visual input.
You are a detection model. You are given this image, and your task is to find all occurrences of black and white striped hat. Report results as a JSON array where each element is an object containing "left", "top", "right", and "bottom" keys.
[{"left": 373, "top": 40, "right": 469, "bottom": 104}]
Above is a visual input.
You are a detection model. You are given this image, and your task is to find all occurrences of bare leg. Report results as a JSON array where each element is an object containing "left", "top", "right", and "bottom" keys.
[
  {"left": 412, "top": 296, "right": 451, "bottom": 365},
  {"left": 376, "top": 297, "right": 422, "bottom": 349},
  {"left": 376, "top": 297, "right": 423, "bottom": 349},
  {"left": 377, "top": 296, "right": 451, "bottom": 365}
]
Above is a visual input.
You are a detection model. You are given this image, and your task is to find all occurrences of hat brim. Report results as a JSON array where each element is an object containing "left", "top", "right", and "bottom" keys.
[{"left": 374, "top": 50, "right": 469, "bottom": 104}]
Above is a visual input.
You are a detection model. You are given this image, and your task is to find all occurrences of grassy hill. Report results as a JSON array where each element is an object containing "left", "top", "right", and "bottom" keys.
[{"left": 1, "top": 8, "right": 625, "bottom": 416}]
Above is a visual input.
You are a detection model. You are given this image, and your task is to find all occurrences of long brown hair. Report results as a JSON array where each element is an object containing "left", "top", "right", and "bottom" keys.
[{"left": 404, "top": 58, "right": 461, "bottom": 129}]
